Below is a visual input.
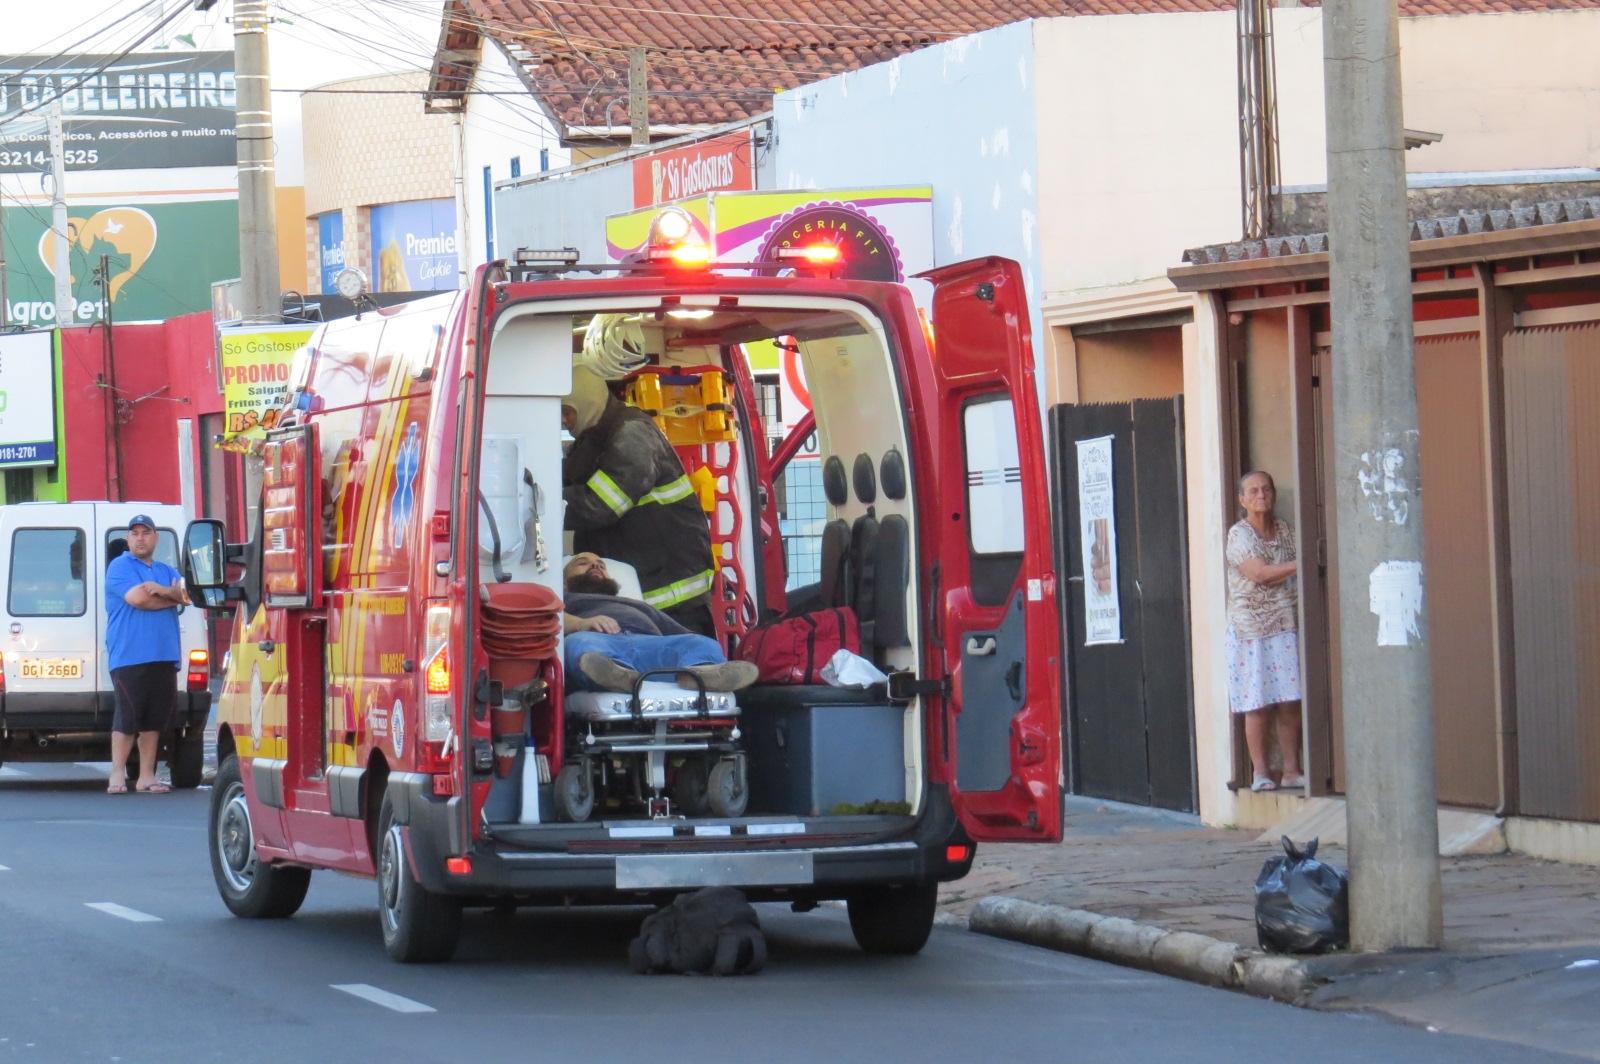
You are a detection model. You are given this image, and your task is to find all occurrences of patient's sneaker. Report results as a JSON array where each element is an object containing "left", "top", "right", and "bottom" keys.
[
  {"left": 579, "top": 652, "right": 641, "bottom": 693},
  {"left": 675, "top": 661, "right": 759, "bottom": 693}
]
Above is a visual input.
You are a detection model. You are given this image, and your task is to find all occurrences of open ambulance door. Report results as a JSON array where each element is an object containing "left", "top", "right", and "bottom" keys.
[{"left": 916, "top": 257, "right": 1062, "bottom": 842}]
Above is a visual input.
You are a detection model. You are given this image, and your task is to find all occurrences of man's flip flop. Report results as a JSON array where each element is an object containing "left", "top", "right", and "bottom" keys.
[{"left": 134, "top": 782, "right": 170, "bottom": 794}]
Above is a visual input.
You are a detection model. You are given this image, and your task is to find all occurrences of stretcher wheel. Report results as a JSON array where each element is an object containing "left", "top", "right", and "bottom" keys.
[
  {"left": 553, "top": 763, "right": 595, "bottom": 822},
  {"left": 672, "top": 759, "right": 710, "bottom": 816},
  {"left": 706, "top": 758, "right": 747, "bottom": 818}
]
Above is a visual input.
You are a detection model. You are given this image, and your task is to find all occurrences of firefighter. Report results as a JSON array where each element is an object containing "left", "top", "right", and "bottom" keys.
[{"left": 561, "top": 361, "right": 717, "bottom": 636}]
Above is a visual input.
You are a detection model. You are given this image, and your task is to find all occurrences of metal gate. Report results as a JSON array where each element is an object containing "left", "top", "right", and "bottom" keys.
[{"left": 1051, "top": 398, "right": 1196, "bottom": 811}]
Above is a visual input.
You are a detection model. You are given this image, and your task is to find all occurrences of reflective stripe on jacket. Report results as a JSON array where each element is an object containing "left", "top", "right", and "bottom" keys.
[{"left": 563, "top": 399, "right": 714, "bottom": 610}]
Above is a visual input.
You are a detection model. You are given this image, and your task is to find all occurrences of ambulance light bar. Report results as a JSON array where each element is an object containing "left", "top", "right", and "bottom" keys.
[
  {"left": 774, "top": 245, "right": 841, "bottom": 264},
  {"left": 514, "top": 248, "right": 580, "bottom": 266}
]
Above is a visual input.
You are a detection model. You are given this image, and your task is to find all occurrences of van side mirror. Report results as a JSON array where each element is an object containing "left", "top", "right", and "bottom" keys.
[{"left": 183, "top": 519, "right": 240, "bottom": 610}]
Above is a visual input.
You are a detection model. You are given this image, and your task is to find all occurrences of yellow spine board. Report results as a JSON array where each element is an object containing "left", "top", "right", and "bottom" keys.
[{"left": 626, "top": 370, "right": 737, "bottom": 446}]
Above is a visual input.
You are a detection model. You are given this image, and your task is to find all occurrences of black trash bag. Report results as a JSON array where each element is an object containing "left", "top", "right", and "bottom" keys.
[
  {"left": 1254, "top": 835, "right": 1349, "bottom": 954},
  {"left": 628, "top": 887, "right": 767, "bottom": 975}
]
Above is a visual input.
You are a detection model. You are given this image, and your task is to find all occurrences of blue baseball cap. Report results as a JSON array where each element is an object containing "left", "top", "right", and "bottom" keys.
[{"left": 127, "top": 514, "right": 156, "bottom": 531}]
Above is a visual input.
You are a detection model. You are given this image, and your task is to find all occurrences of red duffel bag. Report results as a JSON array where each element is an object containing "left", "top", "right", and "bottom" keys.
[{"left": 736, "top": 606, "right": 861, "bottom": 685}]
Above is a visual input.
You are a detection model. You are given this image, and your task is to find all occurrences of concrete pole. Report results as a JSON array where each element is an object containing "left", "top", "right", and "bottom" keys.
[
  {"left": 48, "top": 103, "right": 73, "bottom": 328},
  {"left": 1323, "top": 0, "right": 1443, "bottom": 950},
  {"left": 235, "top": 0, "right": 281, "bottom": 323},
  {"left": 628, "top": 48, "right": 649, "bottom": 148}
]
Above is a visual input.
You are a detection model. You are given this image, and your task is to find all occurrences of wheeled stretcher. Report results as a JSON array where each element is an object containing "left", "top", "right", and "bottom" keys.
[{"left": 553, "top": 669, "right": 748, "bottom": 822}]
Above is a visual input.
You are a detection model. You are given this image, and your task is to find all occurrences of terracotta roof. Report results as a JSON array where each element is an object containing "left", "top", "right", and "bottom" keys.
[
  {"left": 429, "top": 0, "right": 1600, "bottom": 138},
  {"left": 1182, "top": 196, "right": 1600, "bottom": 265}
]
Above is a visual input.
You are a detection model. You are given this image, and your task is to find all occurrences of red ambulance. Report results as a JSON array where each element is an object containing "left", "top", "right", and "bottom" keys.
[{"left": 184, "top": 211, "right": 1062, "bottom": 963}]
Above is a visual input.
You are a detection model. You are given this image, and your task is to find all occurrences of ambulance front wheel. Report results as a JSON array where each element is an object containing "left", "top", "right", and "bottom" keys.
[
  {"left": 847, "top": 880, "right": 938, "bottom": 955},
  {"left": 210, "top": 754, "right": 311, "bottom": 919},
  {"left": 377, "top": 791, "right": 461, "bottom": 963}
]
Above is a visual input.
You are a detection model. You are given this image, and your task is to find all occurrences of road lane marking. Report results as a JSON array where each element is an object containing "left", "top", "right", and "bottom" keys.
[
  {"left": 86, "top": 902, "right": 162, "bottom": 923},
  {"left": 331, "top": 984, "right": 436, "bottom": 1013}
]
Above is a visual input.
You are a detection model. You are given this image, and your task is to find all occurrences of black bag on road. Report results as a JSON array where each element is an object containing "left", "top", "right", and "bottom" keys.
[
  {"left": 1254, "top": 835, "right": 1349, "bottom": 954},
  {"left": 628, "top": 887, "right": 767, "bottom": 975}
]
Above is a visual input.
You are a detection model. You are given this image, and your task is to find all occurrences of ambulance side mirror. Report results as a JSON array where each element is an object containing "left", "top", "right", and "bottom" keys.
[{"left": 183, "top": 519, "right": 242, "bottom": 610}]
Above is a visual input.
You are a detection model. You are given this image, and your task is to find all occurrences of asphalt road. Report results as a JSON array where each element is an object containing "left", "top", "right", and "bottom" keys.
[{"left": 0, "top": 764, "right": 1581, "bottom": 1064}]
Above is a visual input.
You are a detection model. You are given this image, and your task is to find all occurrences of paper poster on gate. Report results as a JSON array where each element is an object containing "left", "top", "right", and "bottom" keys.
[
  {"left": 1076, "top": 436, "right": 1122, "bottom": 646},
  {"left": 216, "top": 324, "right": 314, "bottom": 448}
]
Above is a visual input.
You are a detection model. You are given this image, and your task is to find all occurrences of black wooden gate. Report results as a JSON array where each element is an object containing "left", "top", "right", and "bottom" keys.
[{"left": 1051, "top": 397, "right": 1195, "bottom": 812}]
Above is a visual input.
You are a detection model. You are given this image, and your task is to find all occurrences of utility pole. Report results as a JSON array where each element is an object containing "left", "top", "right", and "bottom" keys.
[
  {"left": 48, "top": 102, "right": 73, "bottom": 328},
  {"left": 628, "top": 48, "right": 649, "bottom": 148},
  {"left": 1323, "top": 0, "right": 1443, "bottom": 950},
  {"left": 235, "top": 0, "right": 281, "bottom": 323}
]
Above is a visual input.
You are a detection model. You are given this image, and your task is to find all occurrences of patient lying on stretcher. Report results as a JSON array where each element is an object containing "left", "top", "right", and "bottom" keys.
[{"left": 562, "top": 554, "right": 756, "bottom": 694}]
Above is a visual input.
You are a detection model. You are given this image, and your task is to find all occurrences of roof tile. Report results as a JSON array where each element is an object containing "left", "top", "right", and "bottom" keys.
[{"left": 459, "top": 0, "right": 1600, "bottom": 134}]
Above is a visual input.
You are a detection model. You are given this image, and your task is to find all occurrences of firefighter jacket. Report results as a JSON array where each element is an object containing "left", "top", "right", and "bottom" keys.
[{"left": 563, "top": 397, "right": 714, "bottom": 612}]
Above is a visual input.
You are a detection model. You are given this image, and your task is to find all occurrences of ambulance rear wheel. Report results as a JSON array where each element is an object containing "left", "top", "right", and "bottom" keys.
[
  {"left": 377, "top": 791, "right": 461, "bottom": 963},
  {"left": 210, "top": 754, "right": 310, "bottom": 919},
  {"left": 553, "top": 764, "right": 594, "bottom": 822},
  {"left": 706, "top": 758, "right": 747, "bottom": 819},
  {"left": 847, "top": 881, "right": 938, "bottom": 955}
]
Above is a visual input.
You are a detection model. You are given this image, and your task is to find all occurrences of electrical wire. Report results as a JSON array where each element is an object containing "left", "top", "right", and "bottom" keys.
[{"left": 0, "top": 3, "right": 198, "bottom": 134}]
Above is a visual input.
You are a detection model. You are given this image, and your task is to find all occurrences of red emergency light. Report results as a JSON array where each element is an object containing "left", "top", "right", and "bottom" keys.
[
  {"left": 641, "top": 207, "right": 714, "bottom": 269},
  {"left": 774, "top": 244, "right": 840, "bottom": 265}
]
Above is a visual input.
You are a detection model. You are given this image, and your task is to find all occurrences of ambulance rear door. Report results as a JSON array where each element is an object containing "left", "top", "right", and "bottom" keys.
[{"left": 914, "top": 257, "right": 1062, "bottom": 842}]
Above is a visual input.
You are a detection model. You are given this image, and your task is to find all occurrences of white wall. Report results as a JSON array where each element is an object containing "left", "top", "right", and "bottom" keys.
[{"left": 460, "top": 42, "right": 569, "bottom": 269}]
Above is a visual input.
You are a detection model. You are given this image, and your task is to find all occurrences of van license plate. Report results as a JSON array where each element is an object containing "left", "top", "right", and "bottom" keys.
[{"left": 20, "top": 658, "right": 83, "bottom": 679}]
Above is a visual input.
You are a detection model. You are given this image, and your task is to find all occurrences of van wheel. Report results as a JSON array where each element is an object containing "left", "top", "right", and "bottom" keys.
[
  {"left": 847, "top": 881, "right": 938, "bottom": 955},
  {"left": 377, "top": 791, "right": 461, "bottom": 963},
  {"left": 210, "top": 754, "right": 310, "bottom": 919},
  {"left": 672, "top": 759, "right": 709, "bottom": 816},
  {"left": 169, "top": 731, "right": 203, "bottom": 789},
  {"left": 706, "top": 759, "right": 747, "bottom": 818},
  {"left": 552, "top": 764, "right": 594, "bottom": 822}
]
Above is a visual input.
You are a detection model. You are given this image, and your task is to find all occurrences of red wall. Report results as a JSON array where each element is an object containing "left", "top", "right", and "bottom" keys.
[{"left": 61, "top": 311, "right": 225, "bottom": 505}]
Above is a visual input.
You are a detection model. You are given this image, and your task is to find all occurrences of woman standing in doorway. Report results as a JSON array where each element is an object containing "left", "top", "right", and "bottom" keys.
[{"left": 1225, "top": 470, "right": 1305, "bottom": 792}]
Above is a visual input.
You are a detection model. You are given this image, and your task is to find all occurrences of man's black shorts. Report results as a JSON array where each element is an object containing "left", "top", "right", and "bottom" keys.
[{"left": 111, "top": 662, "right": 178, "bottom": 735}]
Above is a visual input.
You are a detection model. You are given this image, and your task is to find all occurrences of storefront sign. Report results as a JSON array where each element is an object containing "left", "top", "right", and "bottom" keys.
[
  {"left": 631, "top": 130, "right": 755, "bottom": 208},
  {"left": 318, "top": 211, "right": 346, "bottom": 294},
  {"left": 606, "top": 186, "right": 934, "bottom": 283},
  {"left": 0, "top": 332, "right": 58, "bottom": 468},
  {"left": 3, "top": 198, "right": 239, "bottom": 326},
  {"left": 217, "top": 324, "right": 313, "bottom": 444},
  {"left": 0, "top": 52, "right": 236, "bottom": 172},
  {"left": 1076, "top": 435, "right": 1122, "bottom": 646},
  {"left": 369, "top": 199, "right": 459, "bottom": 293}
]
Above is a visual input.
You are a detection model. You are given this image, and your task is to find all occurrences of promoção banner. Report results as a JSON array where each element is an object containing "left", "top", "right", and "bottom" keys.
[
  {"left": 318, "top": 211, "right": 346, "bottom": 294},
  {"left": 0, "top": 331, "right": 59, "bottom": 468},
  {"left": 0, "top": 52, "right": 236, "bottom": 172},
  {"left": 2, "top": 197, "right": 239, "bottom": 327},
  {"left": 217, "top": 324, "right": 313, "bottom": 444},
  {"left": 369, "top": 199, "right": 458, "bottom": 293}
]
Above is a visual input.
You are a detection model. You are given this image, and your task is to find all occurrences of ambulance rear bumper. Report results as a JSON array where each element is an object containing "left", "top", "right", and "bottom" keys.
[{"left": 390, "top": 773, "right": 975, "bottom": 901}]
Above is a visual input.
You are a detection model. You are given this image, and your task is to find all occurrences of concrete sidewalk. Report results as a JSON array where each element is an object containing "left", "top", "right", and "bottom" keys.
[{"left": 940, "top": 797, "right": 1600, "bottom": 1060}]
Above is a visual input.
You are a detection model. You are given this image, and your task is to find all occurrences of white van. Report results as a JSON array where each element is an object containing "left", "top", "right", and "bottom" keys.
[{"left": 0, "top": 501, "right": 211, "bottom": 785}]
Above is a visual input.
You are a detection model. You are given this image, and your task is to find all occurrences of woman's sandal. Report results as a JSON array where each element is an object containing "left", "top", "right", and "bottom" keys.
[
  {"left": 1250, "top": 776, "right": 1277, "bottom": 792},
  {"left": 1279, "top": 774, "right": 1307, "bottom": 789},
  {"left": 106, "top": 782, "right": 128, "bottom": 795},
  {"left": 134, "top": 781, "right": 171, "bottom": 794}
]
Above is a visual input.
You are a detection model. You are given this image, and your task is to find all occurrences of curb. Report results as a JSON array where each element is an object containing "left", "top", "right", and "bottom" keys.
[{"left": 967, "top": 896, "right": 1320, "bottom": 1004}]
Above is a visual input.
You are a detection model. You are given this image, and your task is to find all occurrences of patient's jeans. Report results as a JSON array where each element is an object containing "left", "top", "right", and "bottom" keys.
[{"left": 564, "top": 631, "right": 726, "bottom": 691}]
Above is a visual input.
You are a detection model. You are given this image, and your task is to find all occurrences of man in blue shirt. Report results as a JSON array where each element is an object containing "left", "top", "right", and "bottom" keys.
[{"left": 104, "top": 515, "right": 188, "bottom": 795}]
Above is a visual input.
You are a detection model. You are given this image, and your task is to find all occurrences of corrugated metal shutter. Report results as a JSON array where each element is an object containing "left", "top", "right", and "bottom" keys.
[
  {"left": 1415, "top": 335, "right": 1500, "bottom": 809},
  {"left": 1504, "top": 323, "right": 1600, "bottom": 821}
]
